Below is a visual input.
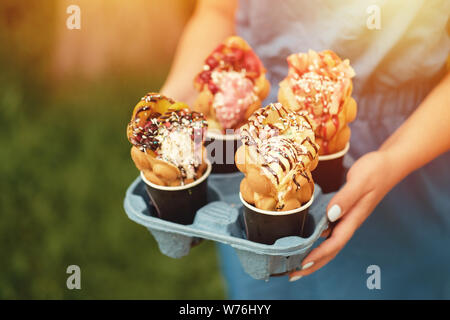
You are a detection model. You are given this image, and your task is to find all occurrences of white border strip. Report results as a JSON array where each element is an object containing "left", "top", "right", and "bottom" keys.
[
  {"left": 140, "top": 160, "right": 212, "bottom": 191},
  {"left": 318, "top": 142, "right": 350, "bottom": 161},
  {"left": 239, "top": 192, "right": 314, "bottom": 216}
]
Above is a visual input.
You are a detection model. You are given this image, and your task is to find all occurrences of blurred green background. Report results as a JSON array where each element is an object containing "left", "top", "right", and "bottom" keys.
[{"left": 0, "top": 0, "right": 225, "bottom": 299}]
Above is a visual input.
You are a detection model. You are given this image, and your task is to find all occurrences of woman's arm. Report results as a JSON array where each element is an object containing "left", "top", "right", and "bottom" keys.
[
  {"left": 289, "top": 71, "right": 450, "bottom": 281},
  {"left": 160, "top": 0, "right": 237, "bottom": 105},
  {"left": 380, "top": 72, "right": 450, "bottom": 182}
]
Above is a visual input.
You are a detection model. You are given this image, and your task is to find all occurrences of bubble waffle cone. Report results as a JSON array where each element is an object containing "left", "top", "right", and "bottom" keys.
[
  {"left": 236, "top": 103, "right": 319, "bottom": 211},
  {"left": 193, "top": 36, "right": 270, "bottom": 133},
  {"left": 278, "top": 50, "right": 357, "bottom": 155},
  {"left": 127, "top": 93, "right": 208, "bottom": 186}
]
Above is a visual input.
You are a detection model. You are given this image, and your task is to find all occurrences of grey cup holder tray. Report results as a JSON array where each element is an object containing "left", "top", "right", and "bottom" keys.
[{"left": 123, "top": 171, "right": 336, "bottom": 280}]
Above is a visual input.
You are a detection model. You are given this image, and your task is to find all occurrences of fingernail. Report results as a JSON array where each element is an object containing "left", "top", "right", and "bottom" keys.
[
  {"left": 289, "top": 275, "right": 303, "bottom": 282},
  {"left": 328, "top": 204, "right": 342, "bottom": 222},
  {"left": 302, "top": 261, "right": 314, "bottom": 270}
]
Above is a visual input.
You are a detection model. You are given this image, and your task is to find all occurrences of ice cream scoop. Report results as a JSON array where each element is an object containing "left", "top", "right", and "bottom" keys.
[
  {"left": 210, "top": 70, "right": 257, "bottom": 129},
  {"left": 193, "top": 36, "right": 270, "bottom": 133}
]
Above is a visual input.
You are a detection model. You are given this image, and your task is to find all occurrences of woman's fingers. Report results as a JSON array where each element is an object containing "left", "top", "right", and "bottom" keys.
[
  {"left": 320, "top": 228, "right": 331, "bottom": 238},
  {"left": 327, "top": 151, "right": 386, "bottom": 222},
  {"left": 316, "top": 192, "right": 375, "bottom": 263},
  {"left": 289, "top": 191, "right": 377, "bottom": 281},
  {"left": 288, "top": 257, "right": 329, "bottom": 281},
  {"left": 326, "top": 169, "right": 368, "bottom": 222},
  {"left": 320, "top": 221, "right": 336, "bottom": 238},
  {"left": 289, "top": 216, "right": 356, "bottom": 280},
  {"left": 289, "top": 153, "right": 389, "bottom": 281}
]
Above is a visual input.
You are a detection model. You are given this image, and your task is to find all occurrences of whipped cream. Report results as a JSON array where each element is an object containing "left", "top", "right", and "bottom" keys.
[{"left": 158, "top": 128, "right": 200, "bottom": 180}]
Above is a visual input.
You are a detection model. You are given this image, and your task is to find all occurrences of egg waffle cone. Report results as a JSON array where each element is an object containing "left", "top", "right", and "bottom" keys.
[
  {"left": 236, "top": 103, "right": 319, "bottom": 211},
  {"left": 127, "top": 93, "right": 208, "bottom": 186},
  {"left": 278, "top": 50, "right": 357, "bottom": 155}
]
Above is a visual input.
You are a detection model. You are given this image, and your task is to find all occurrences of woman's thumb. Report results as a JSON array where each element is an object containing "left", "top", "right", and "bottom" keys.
[{"left": 326, "top": 176, "right": 366, "bottom": 222}]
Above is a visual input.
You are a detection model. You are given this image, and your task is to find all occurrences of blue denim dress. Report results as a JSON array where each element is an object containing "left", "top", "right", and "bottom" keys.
[{"left": 217, "top": 0, "right": 450, "bottom": 299}]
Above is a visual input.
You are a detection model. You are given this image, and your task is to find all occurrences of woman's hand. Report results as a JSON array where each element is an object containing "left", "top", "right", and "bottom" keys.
[
  {"left": 289, "top": 71, "right": 450, "bottom": 281},
  {"left": 289, "top": 150, "right": 397, "bottom": 281}
]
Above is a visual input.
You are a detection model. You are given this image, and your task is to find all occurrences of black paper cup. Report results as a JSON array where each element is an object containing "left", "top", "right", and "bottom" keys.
[
  {"left": 312, "top": 142, "right": 349, "bottom": 194},
  {"left": 204, "top": 130, "right": 241, "bottom": 174},
  {"left": 140, "top": 160, "right": 212, "bottom": 225},
  {"left": 239, "top": 193, "right": 314, "bottom": 245}
]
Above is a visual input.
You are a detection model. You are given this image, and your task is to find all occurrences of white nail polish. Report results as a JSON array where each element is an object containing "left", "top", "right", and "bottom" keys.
[
  {"left": 289, "top": 275, "right": 303, "bottom": 282},
  {"left": 302, "top": 261, "right": 314, "bottom": 270},
  {"left": 328, "top": 204, "right": 342, "bottom": 222}
]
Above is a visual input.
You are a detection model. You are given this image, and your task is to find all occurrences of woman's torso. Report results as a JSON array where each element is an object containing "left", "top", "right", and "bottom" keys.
[{"left": 237, "top": 0, "right": 449, "bottom": 154}]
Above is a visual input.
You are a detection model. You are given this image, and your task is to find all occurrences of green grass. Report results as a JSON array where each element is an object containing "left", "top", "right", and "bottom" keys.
[{"left": 0, "top": 65, "right": 226, "bottom": 299}]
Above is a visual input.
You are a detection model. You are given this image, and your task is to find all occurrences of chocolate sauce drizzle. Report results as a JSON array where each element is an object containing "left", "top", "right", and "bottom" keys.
[
  {"left": 241, "top": 103, "right": 319, "bottom": 210},
  {"left": 127, "top": 93, "right": 208, "bottom": 167},
  {"left": 240, "top": 103, "right": 318, "bottom": 189}
]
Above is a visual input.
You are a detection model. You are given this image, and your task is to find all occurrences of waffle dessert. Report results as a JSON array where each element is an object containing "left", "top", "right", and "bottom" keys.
[
  {"left": 236, "top": 103, "right": 319, "bottom": 211},
  {"left": 193, "top": 36, "right": 270, "bottom": 133},
  {"left": 127, "top": 93, "right": 208, "bottom": 186},
  {"left": 278, "top": 50, "right": 357, "bottom": 155}
]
